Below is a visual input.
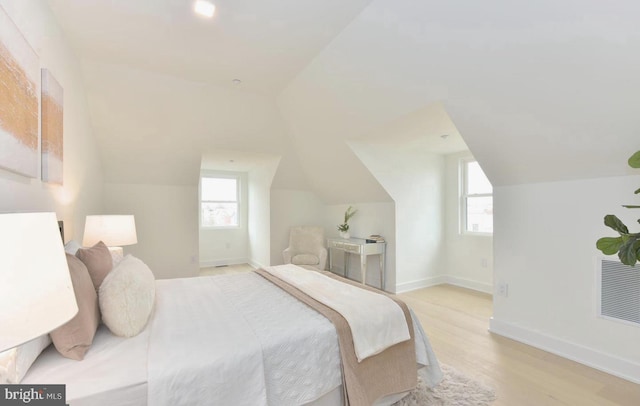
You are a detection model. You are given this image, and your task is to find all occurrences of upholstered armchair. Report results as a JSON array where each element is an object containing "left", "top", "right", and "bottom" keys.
[{"left": 282, "top": 226, "right": 327, "bottom": 271}]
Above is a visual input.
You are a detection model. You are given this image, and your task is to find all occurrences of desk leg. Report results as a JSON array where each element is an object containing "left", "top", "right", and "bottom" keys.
[
  {"left": 344, "top": 252, "right": 349, "bottom": 278},
  {"left": 379, "top": 252, "right": 385, "bottom": 291},
  {"left": 361, "top": 255, "right": 367, "bottom": 286},
  {"left": 328, "top": 248, "right": 333, "bottom": 273}
]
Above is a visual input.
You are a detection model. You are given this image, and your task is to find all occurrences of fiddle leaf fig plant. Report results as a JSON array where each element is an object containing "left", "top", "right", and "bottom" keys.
[{"left": 596, "top": 150, "right": 640, "bottom": 266}]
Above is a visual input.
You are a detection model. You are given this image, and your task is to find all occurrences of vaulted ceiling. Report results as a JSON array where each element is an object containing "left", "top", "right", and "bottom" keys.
[{"left": 47, "top": 0, "right": 640, "bottom": 202}]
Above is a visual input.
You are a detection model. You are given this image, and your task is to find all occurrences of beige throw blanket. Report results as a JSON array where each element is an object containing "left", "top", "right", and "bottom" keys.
[
  {"left": 256, "top": 268, "right": 417, "bottom": 406},
  {"left": 263, "top": 264, "right": 411, "bottom": 362}
]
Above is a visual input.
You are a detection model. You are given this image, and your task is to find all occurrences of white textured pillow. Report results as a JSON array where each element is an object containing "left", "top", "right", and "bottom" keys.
[
  {"left": 0, "top": 335, "right": 51, "bottom": 384},
  {"left": 99, "top": 255, "right": 155, "bottom": 337}
]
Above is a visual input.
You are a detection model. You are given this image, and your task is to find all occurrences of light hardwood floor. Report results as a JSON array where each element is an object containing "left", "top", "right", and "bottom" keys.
[{"left": 400, "top": 285, "right": 640, "bottom": 406}]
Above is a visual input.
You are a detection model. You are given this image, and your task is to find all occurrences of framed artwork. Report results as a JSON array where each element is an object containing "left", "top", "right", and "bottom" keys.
[
  {"left": 41, "top": 69, "right": 63, "bottom": 184},
  {"left": 0, "top": 5, "right": 39, "bottom": 178}
]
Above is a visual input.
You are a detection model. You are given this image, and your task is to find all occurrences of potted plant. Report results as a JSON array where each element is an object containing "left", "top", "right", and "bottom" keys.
[
  {"left": 596, "top": 150, "right": 640, "bottom": 266},
  {"left": 338, "top": 206, "right": 357, "bottom": 239}
]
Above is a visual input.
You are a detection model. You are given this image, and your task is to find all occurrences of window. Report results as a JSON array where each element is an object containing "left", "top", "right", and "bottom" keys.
[
  {"left": 461, "top": 160, "right": 493, "bottom": 234},
  {"left": 200, "top": 176, "right": 239, "bottom": 227}
]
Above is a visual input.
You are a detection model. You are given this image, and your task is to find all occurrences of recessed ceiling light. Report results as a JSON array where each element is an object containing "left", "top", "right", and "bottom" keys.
[
  {"left": 194, "top": 0, "right": 215, "bottom": 18},
  {"left": 440, "top": 134, "right": 449, "bottom": 139},
  {"left": 232, "top": 79, "right": 242, "bottom": 85}
]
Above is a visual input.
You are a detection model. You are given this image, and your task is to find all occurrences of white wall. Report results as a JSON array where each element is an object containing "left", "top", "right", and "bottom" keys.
[
  {"left": 349, "top": 141, "right": 445, "bottom": 292},
  {"left": 0, "top": 0, "right": 103, "bottom": 239},
  {"left": 270, "top": 189, "right": 326, "bottom": 266},
  {"left": 444, "top": 152, "right": 493, "bottom": 293},
  {"left": 199, "top": 171, "right": 249, "bottom": 267},
  {"left": 491, "top": 175, "right": 640, "bottom": 383},
  {"left": 103, "top": 183, "right": 199, "bottom": 280},
  {"left": 247, "top": 158, "right": 280, "bottom": 268}
]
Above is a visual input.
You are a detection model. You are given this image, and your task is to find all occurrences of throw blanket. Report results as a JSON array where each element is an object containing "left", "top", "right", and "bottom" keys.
[
  {"left": 263, "top": 264, "right": 411, "bottom": 361},
  {"left": 257, "top": 267, "right": 418, "bottom": 406}
]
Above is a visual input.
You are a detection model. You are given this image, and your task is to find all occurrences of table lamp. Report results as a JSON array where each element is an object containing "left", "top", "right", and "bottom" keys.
[
  {"left": 0, "top": 212, "right": 78, "bottom": 352},
  {"left": 83, "top": 215, "right": 138, "bottom": 256}
]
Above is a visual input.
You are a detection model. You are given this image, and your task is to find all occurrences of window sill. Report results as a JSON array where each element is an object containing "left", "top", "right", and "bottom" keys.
[
  {"left": 200, "top": 225, "right": 241, "bottom": 230},
  {"left": 461, "top": 231, "right": 493, "bottom": 237}
]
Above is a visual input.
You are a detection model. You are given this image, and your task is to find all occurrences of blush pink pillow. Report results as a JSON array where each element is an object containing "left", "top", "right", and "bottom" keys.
[
  {"left": 50, "top": 254, "right": 100, "bottom": 360},
  {"left": 76, "top": 241, "right": 113, "bottom": 290}
]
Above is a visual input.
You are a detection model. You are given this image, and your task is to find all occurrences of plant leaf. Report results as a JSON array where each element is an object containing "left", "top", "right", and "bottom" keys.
[
  {"left": 634, "top": 188, "right": 640, "bottom": 195},
  {"left": 629, "top": 150, "right": 640, "bottom": 168},
  {"left": 622, "top": 205, "right": 640, "bottom": 208},
  {"left": 604, "top": 214, "right": 629, "bottom": 234},
  {"left": 618, "top": 236, "right": 639, "bottom": 266},
  {"left": 596, "top": 237, "right": 624, "bottom": 255}
]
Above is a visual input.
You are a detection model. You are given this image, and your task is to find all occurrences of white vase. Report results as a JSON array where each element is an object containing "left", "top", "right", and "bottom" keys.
[{"left": 339, "top": 231, "right": 350, "bottom": 239}]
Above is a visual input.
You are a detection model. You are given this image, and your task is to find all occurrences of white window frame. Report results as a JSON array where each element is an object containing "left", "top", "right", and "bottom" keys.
[
  {"left": 199, "top": 172, "right": 241, "bottom": 229},
  {"left": 460, "top": 159, "right": 493, "bottom": 236}
]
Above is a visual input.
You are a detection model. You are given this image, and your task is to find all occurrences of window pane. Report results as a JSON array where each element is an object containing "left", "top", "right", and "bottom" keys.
[
  {"left": 466, "top": 162, "right": 492, "bottom": 194},
  {"left": 201, "top": 177, "right": 237, "bottom": 202},
  {"left": 466, "top": 196, "right": 493, "bottom": 233},
  {"left": 202, "top": 202, "right": 238, "bottom": 227}
]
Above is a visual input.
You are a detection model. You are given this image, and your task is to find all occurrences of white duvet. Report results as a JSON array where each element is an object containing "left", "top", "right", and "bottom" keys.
[{"left": 148, "top": 272, "right": 343, "bottom": 406}]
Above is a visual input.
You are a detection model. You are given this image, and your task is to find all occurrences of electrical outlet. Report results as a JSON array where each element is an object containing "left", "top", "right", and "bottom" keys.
[{"left": 497, "top": 282, "right": 509, "bottom": 297}]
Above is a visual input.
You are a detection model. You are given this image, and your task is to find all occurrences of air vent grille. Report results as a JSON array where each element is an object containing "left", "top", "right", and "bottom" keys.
[{"left": 600, "top": 259, "right": 640, "bottom": 325}]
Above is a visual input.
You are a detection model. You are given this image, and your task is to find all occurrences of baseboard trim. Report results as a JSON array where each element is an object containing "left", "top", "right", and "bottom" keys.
[
  {"left": 396, "top": 275, "right": 447, "bottom": 294},
  {"left": 200, "top": 258, "right": 248, "bottom": 268},
  {"left": 396, "top": 275, "right": 492, "bottom": 295},
  {"left": 248, "top": 259, "right": 267, "bottom": 269},
  {"left": 443, "top": 275, "right": 493, "bottom": 294},
  {"left": 489, "top": 318, "right": 640, "bottom": 384}
]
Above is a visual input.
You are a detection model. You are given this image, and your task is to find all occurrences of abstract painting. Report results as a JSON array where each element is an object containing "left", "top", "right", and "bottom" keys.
[
  {"left": 0, "top": 6, "right": 39, "bottom": 178},
  {"left": 41, "top": 69, "right": 63, "bottom": 184}
]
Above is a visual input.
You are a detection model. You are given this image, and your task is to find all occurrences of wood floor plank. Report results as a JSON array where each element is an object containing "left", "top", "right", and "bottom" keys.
[{"left": 400, "top": 284, "right": 640, "bottom": 406}]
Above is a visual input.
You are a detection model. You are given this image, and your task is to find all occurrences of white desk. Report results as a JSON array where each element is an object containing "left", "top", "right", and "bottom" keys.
[{"left": 327, "top": 237, "right": 386, "bottom": 290}]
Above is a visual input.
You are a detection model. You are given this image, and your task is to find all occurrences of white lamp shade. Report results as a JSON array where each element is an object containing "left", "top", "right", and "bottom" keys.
[
  {"left": 83, "top": 215, "right": 137, "bottom": 247},
  {"left": 0, "top": 212, "right": 78, "bottom": 353}
]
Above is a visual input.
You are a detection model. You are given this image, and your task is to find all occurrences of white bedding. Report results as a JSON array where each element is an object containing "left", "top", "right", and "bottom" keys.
[
  {"left": 24, "top": 271, "right": 442, "bottom": 406},
  {"left": 148, "top": 273, "right": 342, "bottom": 406},
  {"left": 23, "top": 325, "right": 149, "bottom": 406}
]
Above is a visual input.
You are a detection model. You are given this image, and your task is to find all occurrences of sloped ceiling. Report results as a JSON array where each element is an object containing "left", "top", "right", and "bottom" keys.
[
  {"left": 279, "top": 0, "right": 640, "bottom": 192},
  {"left": 47, "top": 0, "right": 640, "bottom": 196}
]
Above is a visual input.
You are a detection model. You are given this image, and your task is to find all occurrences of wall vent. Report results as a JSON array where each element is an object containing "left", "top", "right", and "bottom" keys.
[{"left": 599, "top": 259, "right": 640, "bottom": 326}]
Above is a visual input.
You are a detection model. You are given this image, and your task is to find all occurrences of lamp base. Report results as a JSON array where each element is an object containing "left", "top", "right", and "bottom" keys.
[{"left": 107, "top": 246, "right": 123, "bottom": 256}]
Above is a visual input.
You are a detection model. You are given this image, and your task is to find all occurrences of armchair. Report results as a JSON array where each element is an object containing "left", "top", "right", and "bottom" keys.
[{"left": 282, "top": 226, "right": 327, "bottom": 271}]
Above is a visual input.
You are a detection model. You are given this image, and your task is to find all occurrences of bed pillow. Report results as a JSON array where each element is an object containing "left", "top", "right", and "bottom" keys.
[
  {"left": 50, "top": 254, "right": 100, "bottom": 360},
  {"left": 0, "top": 335, "right": 51, "bottom": 384},
  {"left": 99, "top": 255, "right": 155, "bottom": 338},
  {"left": 291, "top": 254, "right": 319, "bottom": 266},
  {"left": 76, "top": 241, "right": 113, "bottom": 290}
]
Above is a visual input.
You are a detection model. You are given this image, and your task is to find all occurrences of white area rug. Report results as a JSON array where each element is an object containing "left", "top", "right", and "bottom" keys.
[{"left": 393, "top": 364, "right": 496, "bottom": 406}]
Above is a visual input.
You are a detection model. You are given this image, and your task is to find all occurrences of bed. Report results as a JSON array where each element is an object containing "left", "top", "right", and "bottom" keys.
[{"left": 23, "top": 263, "right": 442, "bottom": 406}]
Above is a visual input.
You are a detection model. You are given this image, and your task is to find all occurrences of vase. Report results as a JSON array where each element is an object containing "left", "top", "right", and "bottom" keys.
[{"left": 339, "top": 231, "right": 350, "bottom": 239}]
